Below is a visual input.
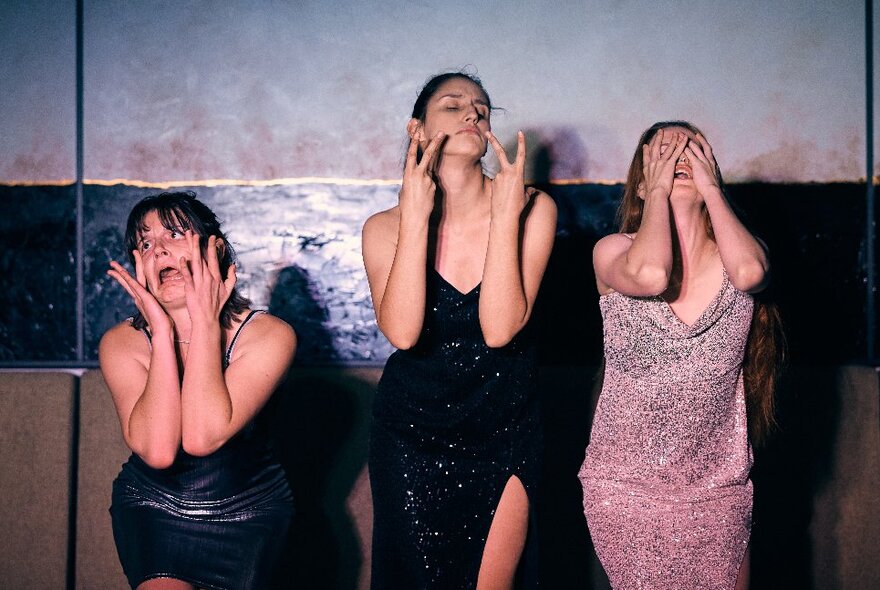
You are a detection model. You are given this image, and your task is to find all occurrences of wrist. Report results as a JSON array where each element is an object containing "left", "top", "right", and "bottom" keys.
[
  {"left": 700, "top": 185, "right": 724, "bottom": 201},
  {"left": 491, "top": 195, "right": 525, "bottom": 219},
  {"left": 189, "top": 322, "right": 222, "bottom": 341},
  {"left": 646, "top": 187, "right": 670, "bottom": 200},
  {"left": 398, "top": 214, "right": 430, "bottom": 235}
]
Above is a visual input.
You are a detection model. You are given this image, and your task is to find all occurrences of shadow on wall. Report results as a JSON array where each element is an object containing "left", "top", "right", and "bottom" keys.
[
  {"left": 269, "top": 370, "right": 374, "bottom": 589},
  {"left": 269, "top": 265, "right": 339, "bottom": 365},
  {"left": 750, "top": 366, "right": 841, "bottom": 589},
  {"left": 267, "top": 264, "right": 374, "bottom": 588},
  {"left": 525, "top": 126, "right": 590, "bottom": 184},
  {"left": 525, "top": 135, "right": 612, "bottom": 587}
]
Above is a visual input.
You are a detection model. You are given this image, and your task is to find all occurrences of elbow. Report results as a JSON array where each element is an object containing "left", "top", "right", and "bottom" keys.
[
  {"left": 386, "top": 335, "right": 420, "bottom": 350},
  {"left": 136, "top": 446, "right": 177, "bottom": 470},
  {"left": 181, "top": 432, "right": 224, "bottom": 458},
  {"left": 731, "top": 261, "right": 770, "bottom": 293},
  {"left": 378, "top": 321, "right": 421, "bottom": 350},
  {"left": 634, "top": 265, "right": 671, "bottom": 296},
  {"left": 484, "top": 332, "right": 514, "bottom": 348},
  {"left": 481, "top": 323, "right": 520, "bottom": 349}
]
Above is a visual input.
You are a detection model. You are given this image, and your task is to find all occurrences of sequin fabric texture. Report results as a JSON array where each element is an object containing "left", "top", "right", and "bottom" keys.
[
  {"left": 370, "top": 269, "right": 540, "bottom": 589},
  {"left": 579, "top": 269, "right": 754, "bottom": 589},
  {"left": 110, "top": 311, "right": 294, "bottom": 590}
]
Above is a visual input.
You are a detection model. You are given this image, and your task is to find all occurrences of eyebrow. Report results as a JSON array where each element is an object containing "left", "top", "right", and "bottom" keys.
[{"left": 438, "top": 93, "right": 489, "bottom": 106}]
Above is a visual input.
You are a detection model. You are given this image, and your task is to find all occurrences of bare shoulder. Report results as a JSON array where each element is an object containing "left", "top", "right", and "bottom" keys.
[
  {"left": 527, "top": 188, "right": 557, "bottom": 217},
  {"left": 593, "top": 232, "right": 635, "bottom": 258},
  {"left": 238, "top": 312, "right": 296, "bottom": 350},
  {"left": 99, "top": 320, "right": 148, "bottom": 356},
  {"left": 363, "top": 206, "right": 400, "bottom": 239},
  {"left": 524, "top": 189, "right": 557, "bottom": 232},
  {"left": 362, "top": 206, "right": 401, "bottom": 267},
  {"left": 98, "top": 320, "right": 150, "bottom": 373},
  {"left": 592, "top": 233, "right": 637, "bottom": 295}
]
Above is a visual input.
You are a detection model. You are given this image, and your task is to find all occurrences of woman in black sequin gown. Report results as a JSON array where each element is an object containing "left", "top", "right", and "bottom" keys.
[
  {"left": 362, "top": 73, "right": 557, "bottom": 588},
  {"left": 101, "top": 192, "right": 295, "bottom": 590}
]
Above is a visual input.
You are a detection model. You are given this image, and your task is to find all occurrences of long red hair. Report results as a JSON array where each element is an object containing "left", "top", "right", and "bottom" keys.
[{"left": 616, "top": 121, "right": 786, "bottom": 445}]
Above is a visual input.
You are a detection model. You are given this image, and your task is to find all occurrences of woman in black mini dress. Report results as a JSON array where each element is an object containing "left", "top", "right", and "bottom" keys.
[
  {"left": 362, "top": 72, "right": 557, "bottom": 588},
  {"left": 101, "top": 192, "right": 295, "bottom": 590}
]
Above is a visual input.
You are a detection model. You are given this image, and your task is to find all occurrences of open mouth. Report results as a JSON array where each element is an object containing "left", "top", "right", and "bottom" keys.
[
  {"left": 159, "top": 266, "right": 183, "bottom": 283},
  {"left": 674, "top": 166, "right": 692, "bottom": 180}
]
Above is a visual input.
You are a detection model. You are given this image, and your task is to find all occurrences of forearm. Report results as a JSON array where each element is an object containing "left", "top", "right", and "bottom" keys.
[
  {"left": 377, "top": 216, "right": 429, "bottom": 349},
  {"left": 479, "top": 211, "right": 528, "bottom": 347},
  {"left": 624, "top": 192, "right": 674, "bottom": 290},
  {"left": 126, "top": 333, "right": 182, "bottom": 465},
  {"left": 703, "top": 188, "right": 769, "bottom": 291},
  {"left": 180, "top": 322, "right": 233, "bottom": 455}
]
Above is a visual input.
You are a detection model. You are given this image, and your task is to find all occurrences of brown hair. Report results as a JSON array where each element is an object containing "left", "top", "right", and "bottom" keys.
[{"left": 617, "top": 121, "right": 786, "bottom": 445}]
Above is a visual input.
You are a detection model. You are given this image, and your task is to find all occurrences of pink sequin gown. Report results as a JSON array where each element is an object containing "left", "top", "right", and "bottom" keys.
[{"left": 579, "top": 269, "right": 753, "bottom": 589}]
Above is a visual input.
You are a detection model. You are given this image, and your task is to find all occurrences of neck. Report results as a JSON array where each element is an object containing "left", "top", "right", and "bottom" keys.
[
  {"left": 165, "top": 306, "right": 193, "bottom": 342},
  {"left": 669, "top": 200, "right": 715, "bottom": 276},
  {"left": 434, "top": 158, "right": 489, "bottom": 222}
]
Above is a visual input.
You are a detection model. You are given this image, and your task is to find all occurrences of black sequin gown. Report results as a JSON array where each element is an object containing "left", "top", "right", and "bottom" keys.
[
  {"left": 370, "top": 270, "right": 541, "bottom": 589},
  {"left": 110, "top": 311, "right": 293, "bottom": 590}
]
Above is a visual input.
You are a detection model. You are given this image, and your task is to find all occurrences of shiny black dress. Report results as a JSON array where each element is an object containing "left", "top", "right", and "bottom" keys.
[
  {"left": 370, "top": 270, "right": 541, "bottom": 589},
  {"left": 110, "top": 310, "right": 293, "bottom": 590}
]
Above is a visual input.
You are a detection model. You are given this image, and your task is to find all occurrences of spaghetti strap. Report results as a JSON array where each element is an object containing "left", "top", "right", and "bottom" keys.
[{"left": 224, "top": 309, "right": 264, "bottom": 367}]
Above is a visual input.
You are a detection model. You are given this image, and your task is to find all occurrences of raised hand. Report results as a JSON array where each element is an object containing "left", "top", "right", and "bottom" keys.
[
  {"left": 683, "top": 132, "right": 722, "bottom": 197},
  {"left": 641, "top": 128, "right": 687, "bottom": 199},
  {"left": 399, "top": 131, "right": 446, "bottom": 221},
  {"left": 178, "top": 231, "right": 236, "bottom": 328},
  {"left": 487, "top": 130, "right": 528, "bottom": 217},
  {"left": 107, "top": 251, "right": 172, "bottom": 334}
]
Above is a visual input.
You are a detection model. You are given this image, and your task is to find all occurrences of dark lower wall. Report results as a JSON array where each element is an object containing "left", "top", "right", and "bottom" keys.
[{"left": 0, "top": 181, "right": 873, "bottom": 366}]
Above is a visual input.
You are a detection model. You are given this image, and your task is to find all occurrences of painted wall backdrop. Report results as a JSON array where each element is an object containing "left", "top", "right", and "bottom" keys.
[{"left": 0, "top": 0, "right": 874, "bottom": 364}]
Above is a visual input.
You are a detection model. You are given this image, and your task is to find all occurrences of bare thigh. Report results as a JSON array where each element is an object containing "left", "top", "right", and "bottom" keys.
[
  {"left": 476, "top": 475, "right": 530, "bottom": 590},
  {"left": 735, "top": 544, "right": 750, "bottom": 590}
]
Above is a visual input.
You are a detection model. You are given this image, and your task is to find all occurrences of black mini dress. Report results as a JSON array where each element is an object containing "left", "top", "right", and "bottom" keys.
[
  {"left": 369, "top": 270, "right": 541, "bottom": 588},
  {"left": 110, "top": 310, "right": 293, "bottom": 590}
]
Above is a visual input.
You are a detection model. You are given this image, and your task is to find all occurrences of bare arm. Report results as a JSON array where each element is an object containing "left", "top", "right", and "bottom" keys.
[
  {"left": 101, "top": 257, "right": 182, "bottom": 469},
  {"left": 479, "top": 131, "right": 556, "bottom": 347},
  {"left": 180, "top": 313, "right": 296, "bottom": 456},
  {"left": 686, "top": 134, "right": 769, "bottom": 293},
  {"left": 594, "top": 129, "right": 687, "bottom": 296},
  {"left": 362, "top": 132, "right": 446, "bottom": 349},
  {"left": 176, "top": 233, "right": 296, "bottom": 456}
]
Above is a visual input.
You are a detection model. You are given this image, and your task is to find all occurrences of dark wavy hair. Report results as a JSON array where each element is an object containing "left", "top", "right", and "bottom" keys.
[
  {"left": 123, "top": 191, "right": 250, "bottom": 331},
  {"left": 617, "top": 121, "right": 786, "bottom": 445}
]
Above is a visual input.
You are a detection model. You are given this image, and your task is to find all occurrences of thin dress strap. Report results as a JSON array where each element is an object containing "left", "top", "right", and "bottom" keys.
[{"left": 224, "top": 310, "right": 264, "bottom": 368}]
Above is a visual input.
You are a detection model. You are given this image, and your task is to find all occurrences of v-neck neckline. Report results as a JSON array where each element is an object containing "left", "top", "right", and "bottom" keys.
[
  {"left": 433, "top": 268, "right": 481, "bottom": 297},
  {"left": 659, "top": 268, "right": 729, "bottom": 329}
]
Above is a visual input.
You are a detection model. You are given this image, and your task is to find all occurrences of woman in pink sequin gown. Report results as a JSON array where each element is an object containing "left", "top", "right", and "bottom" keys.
[{"left": 579, "top": 122, "right": 773, "bottom": 589}]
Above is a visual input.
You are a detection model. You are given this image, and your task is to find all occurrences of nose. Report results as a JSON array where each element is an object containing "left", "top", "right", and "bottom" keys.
[
  {"left": 153, "top": 237, "right": 172, "bottom": 256},
  {"left": 463, "top": 103, "right": 479, "bottom": 123}
]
